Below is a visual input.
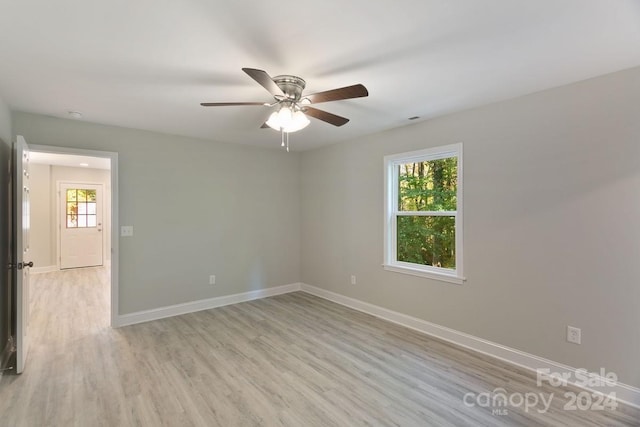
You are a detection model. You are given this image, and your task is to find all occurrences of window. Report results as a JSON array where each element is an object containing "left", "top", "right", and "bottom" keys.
[
  {"left": 66, "top": 188, "right": 98, "bottom": 228},
  {"left": 384, "top": 143, "right": 464, "bottom": 284}
]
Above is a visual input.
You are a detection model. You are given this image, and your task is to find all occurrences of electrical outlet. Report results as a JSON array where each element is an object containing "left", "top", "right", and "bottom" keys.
[
  {"left": 567, "top": 326, "right": 581, "bottom": 344},
  {"left": 209, "top": 275, "right": 216, "bottom": 285},
  {"left": 350, "top": 275, "right": 356, "bottom": 285}
]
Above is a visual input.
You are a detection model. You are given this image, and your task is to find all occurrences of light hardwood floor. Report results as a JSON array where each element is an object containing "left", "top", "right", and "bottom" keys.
[{"left": 0, "top": 267, "right": 638, "bottom": 426}]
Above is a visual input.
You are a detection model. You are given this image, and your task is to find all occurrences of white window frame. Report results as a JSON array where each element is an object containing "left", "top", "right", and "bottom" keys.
[{"left": 383, "top": 143, "right": 464, "bottom": 284}]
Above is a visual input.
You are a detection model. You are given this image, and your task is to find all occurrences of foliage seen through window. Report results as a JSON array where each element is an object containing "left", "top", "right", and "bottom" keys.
[{"left": 396, "top": 157, "right": 457, "bottom": 269}]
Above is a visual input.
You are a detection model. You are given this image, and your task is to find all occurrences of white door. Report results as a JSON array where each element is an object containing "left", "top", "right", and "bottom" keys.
[
  {"left": 60, "top": 183, "right": 104, "bottom": 269},
  {"left": 15, "top": 135, "right": 32, "bottom": 374}
]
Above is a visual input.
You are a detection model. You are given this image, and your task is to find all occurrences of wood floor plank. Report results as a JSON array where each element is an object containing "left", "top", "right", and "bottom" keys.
[{"left": 0, "top": 267, "right": 638, "bottom": 426}]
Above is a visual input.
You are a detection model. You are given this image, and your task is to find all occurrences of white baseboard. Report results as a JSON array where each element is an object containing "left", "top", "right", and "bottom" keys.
[
  {"left": 114, "top": 283, "right": 302, "bottom": 327},
  {"left": 31, "top": 265, "right": 57, "bottom": 274},
  {"left": 300, "top": 283, "right": 640, "bottom": 409}
]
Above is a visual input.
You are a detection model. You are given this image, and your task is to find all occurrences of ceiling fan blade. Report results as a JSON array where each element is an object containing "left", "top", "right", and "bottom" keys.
[
  {"left": 305, "top": 84, "right": 368, "bottom": 104},
  {"left": 303, "top": 107, "right": 350, "bottom": 127},
  {"left": 200, "top": 102, "right": 266, "bottom": 106},
  {"left": 242, "top": 68, "right": 285, "bottom": 97},
  {"left": 260, "top": 122, "right": 270, "bottom": 128}
]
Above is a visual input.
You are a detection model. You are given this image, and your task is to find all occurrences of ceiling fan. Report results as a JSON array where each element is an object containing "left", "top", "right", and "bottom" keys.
[{"left": 201, "top": 68, "right": 368, "bottom": 150}]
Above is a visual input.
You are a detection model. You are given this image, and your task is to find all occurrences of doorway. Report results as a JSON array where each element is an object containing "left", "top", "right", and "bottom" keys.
[
  {"left": 12, "top": 139, "right": 119, "bottom": 374},
  {"left": 27, "top": 144, "right": 118, "bottom": 327}
]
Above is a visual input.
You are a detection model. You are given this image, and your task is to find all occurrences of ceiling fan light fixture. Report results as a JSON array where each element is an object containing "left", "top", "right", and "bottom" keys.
[
  {"left": 266, "top": 106, "right": 310, "bottom": 133},
  {"left": 265, "top": 110, "right": 282, "bottom": 130},
  {"left": 289, "top": 110, "right": 310, "bottom": 132}
]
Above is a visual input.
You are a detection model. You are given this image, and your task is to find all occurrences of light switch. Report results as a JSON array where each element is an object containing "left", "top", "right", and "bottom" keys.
[{"left": 120, "top": 226, "right": 134, "bottom": 237}]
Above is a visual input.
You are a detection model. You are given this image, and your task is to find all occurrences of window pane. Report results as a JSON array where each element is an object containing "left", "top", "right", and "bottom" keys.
[
  {"left": 77, "top": 215, "right": 87, "bottom": 227},
  {"left": 66, "top": 189, "right": 77, "bottom": 202},
  {"left": 77, "top": 189, "right": 86, "bottom": 202},
  {"left": 86, "top": 190, "right": 96, "bottom": 202},
  {"left": 78, "top": 202, "right": 87, "bottom": 214},
  {"left": 397, "top": 215, "right": 456, "bottom": 269},
  {"left": 67, "top": 215, "right": 77, "bottom": 228},
  {"left": 87, "top": 202, "right": 96, "bottom": 214},
  {"left": 398, "top": 157, "right": 457, "bottom": 211},
  {"left": 87, "top": 215, "right": 97, "bottom": 227}
]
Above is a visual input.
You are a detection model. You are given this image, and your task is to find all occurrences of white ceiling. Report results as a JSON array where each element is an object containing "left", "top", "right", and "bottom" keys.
[
  {"left": 0, "top": 1, "right": 639, "bottom": 151},
  {"left": 30, "top": 152, "right": 111, "bottom": 170}
]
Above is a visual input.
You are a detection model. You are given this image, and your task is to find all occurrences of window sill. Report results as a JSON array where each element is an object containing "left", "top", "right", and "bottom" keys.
[{"left": 383, "top": 264, "right": 465, "bottom": 285}]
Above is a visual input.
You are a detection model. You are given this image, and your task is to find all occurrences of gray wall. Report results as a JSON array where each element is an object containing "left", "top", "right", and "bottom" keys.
[
  {"left": 0, "top": 98, "right": 10, "bottom": 145},
  {"left": 300, "top": 67, "right": 640, "bottom": 388},
  {"left": 13, "top": 113, "right": 301, "bottom": 314},
  {"left": 0, "top": 96, "right": 12, "bottom": 365},
  {"left": 29, "top": 164, "right": 111, "bottom": 268}
]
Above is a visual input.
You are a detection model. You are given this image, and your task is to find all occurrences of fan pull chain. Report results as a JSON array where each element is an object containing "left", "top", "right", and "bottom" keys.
[{"left": 280, "top": 129, "right": 290, "bottom": 152}]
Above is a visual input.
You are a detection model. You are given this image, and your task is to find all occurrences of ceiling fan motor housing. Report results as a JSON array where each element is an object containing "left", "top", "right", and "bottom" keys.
[{"left": 273, "top": 75, "right": 306, "bottom": 101}]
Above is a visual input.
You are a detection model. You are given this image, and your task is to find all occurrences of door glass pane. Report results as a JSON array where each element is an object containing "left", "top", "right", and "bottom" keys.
[
  {"left": 78, "top": 202, "right": 87, "bottom": 214},
  {"left": 77, "top": 215, "right": 87, "bottom": 227},
  {"left": 86, "top": 190, "right": 96, "bottom": 202},
  {"left": 87, "top": 202, "right": 96, "bottom": 215},
  {"left": 397, "top": 215, "right": 456, "bottom": 269},
  {"left": 77, "top": 189, "right": 86, "bottom": 202},
  {"left": 67, "top": 202, "right": 77, "bottom": 215},
  {"left": 67, "top": 215, "right": 77, "bottom": 228},
  {"left": 66, "top": 189, "right": 77, "bottom": 202},
  {"left": 87, "top": 215, "right": 97, "bottom": 227}
]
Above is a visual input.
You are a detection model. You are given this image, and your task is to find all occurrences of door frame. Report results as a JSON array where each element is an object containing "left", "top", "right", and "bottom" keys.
[
  {"left": 29, "top": 144, "right": 119, "bottom": 328},
  {"left": 57, "top": 181, "right": 105, "bottom": 270}
]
